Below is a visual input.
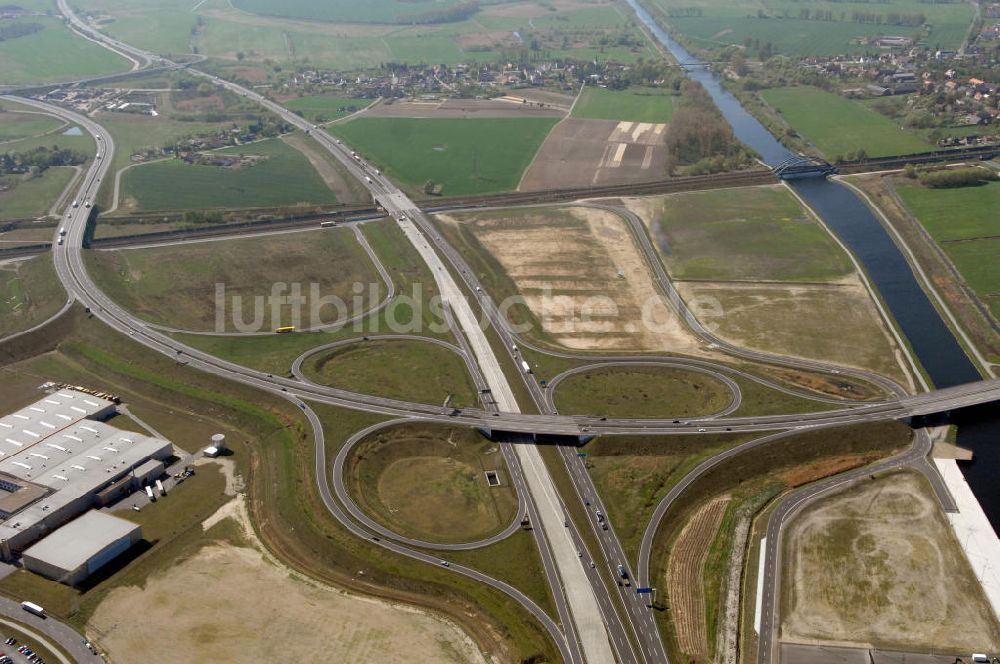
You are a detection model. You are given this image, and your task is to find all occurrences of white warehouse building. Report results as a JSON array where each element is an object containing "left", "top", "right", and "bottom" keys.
[
  {"left": 21, "top": 510, "right": 142, "bottom": 586},
  {"left": 0, "top": 388, "right": 172, "bottom": 560}
]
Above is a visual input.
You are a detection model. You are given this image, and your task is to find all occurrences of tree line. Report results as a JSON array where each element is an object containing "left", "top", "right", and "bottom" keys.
[
  {"left": 0, "top": 145, "right": 87, "bottom": 177},
  {"left": 663, "top": 81, "right": 754, "bottom": 175}
]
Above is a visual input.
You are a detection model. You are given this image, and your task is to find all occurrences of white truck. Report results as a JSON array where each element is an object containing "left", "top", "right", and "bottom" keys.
[
  {"left": 20, "top": 601, "right": 45, "bottom": 617},
  {"left": 521, "top": 360, "right": 531, "bottom": 374},
  {"left": 145, "top": 485, "right": 156, "bottom": 502},
  {"left": 156, "top": 479, "right": 166, "bottom": 496},
  {"left": 71, "top": 200, "right": 79, "bottom": 208},
  {"left": 59, "top": 227, "right": 67, "bottom": 236}
]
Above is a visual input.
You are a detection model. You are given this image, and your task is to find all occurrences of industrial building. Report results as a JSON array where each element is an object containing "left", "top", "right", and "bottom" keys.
[
  {"left": 21, "top": 510, "right": 142, "bottom": 585},
  {"left": 0, "top": 388, "right": 172, "bottom": 561}
]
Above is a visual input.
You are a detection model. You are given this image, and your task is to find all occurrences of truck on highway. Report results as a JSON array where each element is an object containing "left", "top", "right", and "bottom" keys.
[
  {"left": 20, "top": 601, "right": 44, "bottom": 617},
  {"left": 57, "top": 237, "right": 64, "bottom": 246},
  {"left": 71, "top": 200, "right": 78, "bottom": 208},
  {"left": 59, "top": 228, "right": 66, "bottom": 236},
  {"left": 617, "top": 564, "right": 631, "bottom": 586},
  {"left": 521, "top": 360, "right": 532, "bottom": 374},
  {"left": 365, "top": 176, "right": 372, "bottom": 183},
  {"left": 275, "top": 326, "right": 295, "bottom": 334},
  {"left": 320, "top": 220, "right": 337, "bottom": 228}
]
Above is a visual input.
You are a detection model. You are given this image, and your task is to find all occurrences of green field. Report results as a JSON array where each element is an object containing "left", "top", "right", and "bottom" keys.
[
  {"left": 0, "top": 166, "right": 76, "bottom": 220},
  {"left": 572, "top": 86, "right": 676, "bottom": 123},
  {"left": 85, "top": 227, "right": 380, "bottom": 332},
  {"left": 302, "top": 339, "right": 478, "bottom": 407},
  {"left": 760, "top": 86, "right": 932, "bottom": 159},
  {"left": 231, "top": 0, "right": 469, "bottom": 23},
  {"left": 0, "top": 110, "right": 65, "bottom": 143},
  {"left": 0, "top": 255, "right": 66, "bottom": 338},
  {"left": 896, "top": 180, "right": 1000, "bottom": 318},
  {"left": 0, "top": 16, "right": 131, "bottom": 84},
  {"left": 120, "top": 137, "right": 338, "bottom": 211},
  {"left": 283, "top": 95, "right": 373, "bottom": 122},
  {"left": 78, "top": 0, "right": 654, "bottom": 72},
  {"left": 636, "top": 185, "right": 854, "bottom": 282},
  {"left": 347, "top": 425, "right": 518, "bottom": 544},
  {"left": 331, "top": 117, "right": 558, "bottom": 196},
  {"left": 646, "top": 0, "right": 974, "bottom": 56},
  {"left": 553, "top": 366, "right": 734, "bottom": 418}
]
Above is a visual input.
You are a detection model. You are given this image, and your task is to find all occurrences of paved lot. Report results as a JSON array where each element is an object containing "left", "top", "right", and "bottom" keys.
[{"left": 782, "top": 642, "right": 975, "bottom": 664}]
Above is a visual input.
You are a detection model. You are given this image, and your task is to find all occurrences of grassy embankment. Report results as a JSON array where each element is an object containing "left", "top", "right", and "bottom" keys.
[{"left": 0, "top": 255, "right": 65, "bottom": 338}]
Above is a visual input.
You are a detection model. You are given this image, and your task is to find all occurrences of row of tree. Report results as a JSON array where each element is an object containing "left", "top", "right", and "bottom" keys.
[
  {"left": 0, "top": 146, "right": 86, "bottom": 177},
  {"left": 904, "top": 164, "right": 999, "bottom": 187},
  {"left": 0, "top": 21, "right": 42, "bottom": 41}
]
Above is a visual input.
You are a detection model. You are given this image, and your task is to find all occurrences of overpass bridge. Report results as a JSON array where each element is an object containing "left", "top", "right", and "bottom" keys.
[{"left": 471, "top": 378, "right": 1000, "bottom": 439}]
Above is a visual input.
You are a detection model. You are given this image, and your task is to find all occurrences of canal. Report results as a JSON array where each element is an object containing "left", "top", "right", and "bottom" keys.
[{"left": 624, "top": 0, "right": 998, "bottom": 530}]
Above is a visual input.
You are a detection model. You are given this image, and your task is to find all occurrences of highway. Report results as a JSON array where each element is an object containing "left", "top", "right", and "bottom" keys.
[{"left": 8, "top": 7, "right": 1000, "bottom": 663}]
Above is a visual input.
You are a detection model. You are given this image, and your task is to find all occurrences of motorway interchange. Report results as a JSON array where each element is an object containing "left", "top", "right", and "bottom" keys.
[{"left": 3, "top": 4, "right": 1000, "bottom": 662}]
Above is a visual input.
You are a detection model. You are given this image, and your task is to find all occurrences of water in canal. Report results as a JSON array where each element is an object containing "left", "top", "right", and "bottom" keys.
[{"left": 624, "top": 0, "right": 998, "bottom": 531}]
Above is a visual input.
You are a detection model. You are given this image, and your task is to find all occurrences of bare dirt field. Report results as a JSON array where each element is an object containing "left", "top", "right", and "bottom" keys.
[
  {"left": 439, "top": 206, "right": 712, "bottom": 353},
  {"left": 90, "top": 485, "right": 486, "bottom": 664},
  {"left": 782, "top": 471, "right": 1000, "bottom": 652},
  {"left": 668, "top": 495, "right": 730, "bottom": 658},
  {"left": 674, "top": 280, "right": 911, "bottom": 387},
  {"left": 519, "top": 118, "right": 668, "bottom": 190},
  {"left": 363, "top": 98, "right": 564, "bottom": 119}
]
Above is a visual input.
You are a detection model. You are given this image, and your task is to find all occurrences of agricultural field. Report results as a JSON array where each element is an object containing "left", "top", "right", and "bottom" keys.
[
  {"left": 301, "top": 339, "right": 479, "bottom": 407},
  {"left": 645, "top": 0, "right": 974, "bottom": 56},
  {"left": 282, "top": 95, "right": 373, "bottom": 122},
  {"left": 435, "top": 205, "right": 711, "bottom": 354},
  {"left": 896, "top": 179, "right": 1000, "bottom": 326},
  {"left": 346, "top": 425, "right": 519, "bottom": 544},
  {"left": 896, "top": 180, "right": 1000, "bottom": 320},
  {"left": 572, "top": 86, "right": 677, "bottom": 123},
  {"left": 553, "top": 365, "right": 735, "bottom": 418},
  {"left": 0, "top": 255, "right": 65, "bottom": 338},
  {"left": 624, "top": 186, "right": 853, "bottom": 282},
  {"left": 782, "top": 471, "right": 1000, "bottom": 651},
  {"left": 760, "top": 86, "right": 932, "bottom": 159},
  {"left": 668, "top": 495, "right": 729, "bottom": 659},
  {"left": 622, "top": 187, "right": 911, "bottom": 385},
  {"left": 0, "top": 166, "right": 77, "bottom": 220},
  {"left": 0, "top": 16, "right": 130, "bottom": 84},
  {"left": 84, "top": 227, "right": 381, "bottom": 332},
  {"left": 331, "top": 117, "right": 558, "bottom": 196},
  {"left": 118, "top": 137, "right": 339, "bottom": 211},
  {"left": 78, "top": 0, "right": 657, "bottom": 70},
  {"left": 0, "top": 109, "right": 66, "bottom": 143},
  {"left": 520, "top": 117, "right": 670, "bottom": 189}
]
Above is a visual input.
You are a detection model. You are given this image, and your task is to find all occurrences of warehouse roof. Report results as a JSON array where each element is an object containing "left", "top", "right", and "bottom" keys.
[{"left": 21, "top": 510, "right": 140, "bottom": 572}]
